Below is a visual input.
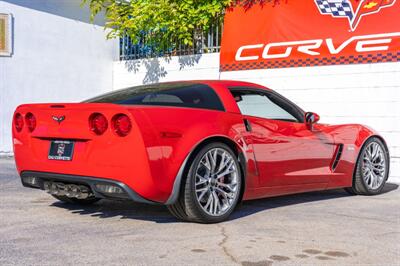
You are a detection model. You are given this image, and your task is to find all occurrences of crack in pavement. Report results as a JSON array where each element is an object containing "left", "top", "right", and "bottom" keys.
[{"left": 218, "top": 224, "right": 240, "bottom": 265}]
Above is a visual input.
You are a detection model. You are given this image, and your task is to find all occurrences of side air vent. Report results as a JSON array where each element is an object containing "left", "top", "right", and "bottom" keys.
[{"left": 331, "top": 144, "right": 344, "bottom": 171}]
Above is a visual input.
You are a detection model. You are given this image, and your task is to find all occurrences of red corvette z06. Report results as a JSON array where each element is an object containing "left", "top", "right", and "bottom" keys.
[{"left": 13, "top": 81, "right": 390, "bottom": 223}]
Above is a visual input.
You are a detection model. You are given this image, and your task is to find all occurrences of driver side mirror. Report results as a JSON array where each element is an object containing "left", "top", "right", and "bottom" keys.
[{"left": 305, "top": 112, "right": 320, "bottom": 129}]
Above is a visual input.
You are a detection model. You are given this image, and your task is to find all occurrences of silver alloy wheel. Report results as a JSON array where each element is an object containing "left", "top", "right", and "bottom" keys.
[
  {"left": 362, "top": 141, "right": 386, "bottom": 190},
  {"left": 194, "top": 148, "right": 239, "bottom": 216}
]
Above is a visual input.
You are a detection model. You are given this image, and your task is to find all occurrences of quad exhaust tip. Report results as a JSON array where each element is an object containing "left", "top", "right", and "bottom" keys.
[{"left": 44, "top": 182, "right": 92, "bottom": 199}]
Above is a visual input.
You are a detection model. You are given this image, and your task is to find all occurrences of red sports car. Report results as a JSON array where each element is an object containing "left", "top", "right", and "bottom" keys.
[{"left": 13, "top": 80, "right": 390, "bottom": 223}]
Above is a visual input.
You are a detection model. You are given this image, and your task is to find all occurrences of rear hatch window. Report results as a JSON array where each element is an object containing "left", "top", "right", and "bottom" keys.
[{"left": 85, "top": 83, "right": 225, "bottom": 111}]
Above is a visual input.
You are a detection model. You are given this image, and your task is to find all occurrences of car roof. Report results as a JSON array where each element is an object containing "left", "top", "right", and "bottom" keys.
[{"left": 187, "top": 80, "right": 269, "bottom": 90}]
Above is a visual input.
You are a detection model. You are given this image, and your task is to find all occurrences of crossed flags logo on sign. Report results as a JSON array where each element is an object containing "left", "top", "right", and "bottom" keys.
[{"left": 314, "top": 0, "right": 396, "bottom": 31}]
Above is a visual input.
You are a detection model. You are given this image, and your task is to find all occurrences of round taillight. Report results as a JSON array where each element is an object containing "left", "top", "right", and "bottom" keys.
[
  {"left": 89, "top": 113, "right": 108, "bottom": 135},
  {"left": 14, "top": 113, "right": 24, "bottom": 132},
  {"left": 112, "top": 114, "right": 132, "bottom": 137},
  {"left": 25, "top": 112, "right": 37, "bottom": 132}
]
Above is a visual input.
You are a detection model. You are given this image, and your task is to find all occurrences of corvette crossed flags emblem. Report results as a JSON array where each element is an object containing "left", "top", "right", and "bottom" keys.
[
  {"left": 314, "top": 0, "right": 396, "bottom": 31},
  {"left": 52, "top": 115, "right": 65, "bottom": 125}
]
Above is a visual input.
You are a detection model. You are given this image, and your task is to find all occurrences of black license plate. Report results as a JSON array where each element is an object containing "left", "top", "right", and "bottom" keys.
[{"left": 48, "top": 140, "right": 74, "bottom": 161}]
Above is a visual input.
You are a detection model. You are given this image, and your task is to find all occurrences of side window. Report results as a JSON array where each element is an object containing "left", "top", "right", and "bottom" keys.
[{"left": 231, "top": 90, "right": 300, "bottom": 122}]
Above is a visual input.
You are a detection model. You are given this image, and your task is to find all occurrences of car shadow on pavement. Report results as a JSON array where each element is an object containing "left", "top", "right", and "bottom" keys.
[
  {"left": 51, "top": 199, "right": 177, "bottom": 223},
  {"left": 51, "top": 183, "right": 399, "bottom": 223},
  {"left": 230, "top": 183, "right": 399, "bottom": 221}
]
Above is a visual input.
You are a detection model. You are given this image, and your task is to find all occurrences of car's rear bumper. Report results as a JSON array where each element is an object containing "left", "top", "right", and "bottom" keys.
[{"left": 20, "top": 171, "right": 158, "bottom": 205}]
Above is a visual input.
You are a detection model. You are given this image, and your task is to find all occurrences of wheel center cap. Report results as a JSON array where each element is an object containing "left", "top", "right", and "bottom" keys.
[{"left": 209, "top": 178, "right": 217, "bottom": 187}]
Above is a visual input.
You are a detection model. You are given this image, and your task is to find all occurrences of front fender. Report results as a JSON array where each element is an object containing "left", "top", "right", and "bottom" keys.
[{"left": 327, "top": 124, "right": 387, "bottom": 188}]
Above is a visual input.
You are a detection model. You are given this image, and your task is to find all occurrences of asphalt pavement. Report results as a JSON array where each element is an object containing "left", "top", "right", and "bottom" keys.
[{"left": 1, "top": 157, "right": 399, "bottom": 265}]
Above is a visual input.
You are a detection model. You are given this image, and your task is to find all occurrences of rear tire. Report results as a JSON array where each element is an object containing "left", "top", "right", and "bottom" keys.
[
  {"left": 346, "top": 137, "right": 389, "bottom": 195},
  {"left": 166, "top": 199, "right": 189, "bottom": 221},
  {"left": 52, "top": 195, "right": 100, "bottom": 205},
  {"left": 168, "top": 142, "right": 242, "bottom": 223}
]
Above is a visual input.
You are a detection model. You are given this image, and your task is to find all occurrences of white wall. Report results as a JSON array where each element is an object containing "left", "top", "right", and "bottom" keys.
[
  {"left": 113, "top": 54, "right": 400, "bottom": 182},
  {"left": 113, "top": 53, "right": 221, "bottom": 88},
  {"left": 0, "top": 0, "right": 118, "bottom": 154}
]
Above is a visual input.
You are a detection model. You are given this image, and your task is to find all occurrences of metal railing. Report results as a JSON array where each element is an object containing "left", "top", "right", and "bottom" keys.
[{"left": 119, "top": 22, "right": 223, "bottom": 60}]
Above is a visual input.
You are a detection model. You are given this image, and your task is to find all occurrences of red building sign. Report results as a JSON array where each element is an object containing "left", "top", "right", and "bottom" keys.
[{"left": 220, "top": 0, "right": 400, "bottom": 71}]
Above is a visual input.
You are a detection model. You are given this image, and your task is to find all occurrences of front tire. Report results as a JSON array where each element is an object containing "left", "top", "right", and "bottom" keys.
[
  {"left": 168, "top": 142, "right": 242, "bottom": 223},
  {"left": 346, "top": 137, "right": 389, "bottom": 195}
]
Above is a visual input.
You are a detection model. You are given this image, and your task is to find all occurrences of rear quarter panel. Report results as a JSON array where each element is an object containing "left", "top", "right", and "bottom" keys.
[{"left": 127, "top": 106, "right": 258, "bottom": 202}]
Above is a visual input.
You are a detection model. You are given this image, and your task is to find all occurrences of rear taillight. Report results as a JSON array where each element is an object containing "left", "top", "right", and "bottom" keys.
[
  {"left": 25, "top": 112, "right": 37, "bottom": 132},
  {"left": 112, "top": 114, "right": 132, "bottom": 137},
  {"left": 14, "top": 113, "right": 24, "bottom": 132},
  {"left": 89, "top": 113, "right": 108, "bottom": 135}
]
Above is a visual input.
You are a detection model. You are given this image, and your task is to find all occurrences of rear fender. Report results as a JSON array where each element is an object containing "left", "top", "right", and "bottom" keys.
[{"left": 164, "top": 133, "right": 255, "bottom": 205}]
